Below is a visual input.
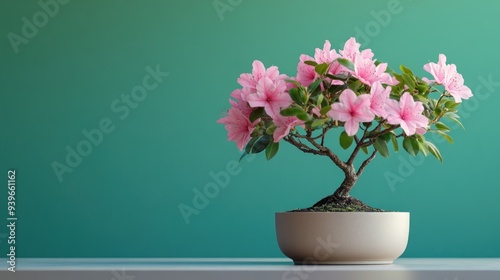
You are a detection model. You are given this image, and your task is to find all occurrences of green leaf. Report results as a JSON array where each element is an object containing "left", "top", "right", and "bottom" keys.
[
  {"left": 321, "top": 96, "right": 330, "bottom": 107},
  {"left": 400, "top": 65, "right": 414, "bottom": 76},
  {"left": 265, "top": 142, "right": 279, "bottom": 160},
  {"left": 244, "top": 137, "right": 260, "bottom": 155},
  {"left": 328, "top": 83, "right": 348, "bottom": 95},
  {"left": 444, "top": 100, "right": 460, "bottom": 110},
  {"left": 416, "top": 84, "right": 429, "bottom": 94},
  {"left": 311, "top": 119, "right": 326, "bottom": 129},
  {"left": 434, "top": 107, "right": 442, "bottom": 116},
  {"left": 426, "top": 141, "right": 443, "bottom": 162},
  {"left": 299, "top": 88, "right": 309, "bottom": 104},
  {"left": 337, "top": 58, "right": 355, "bottom": 71},
  {"left": 281, "top": 106, "right": 311, "bottom": 121},
  {"left": 239, "top": 151, "right": 247, "bottom": 161},
  {"left": 393, "top": 73, "right": 404, "bottom": 85},
  {"left": 288, "top": 88, "right": 303, "bottom": 105},
  {"left": 403, "top": 137, "right": 419, "bottom": 156},
  {"left": 379, "top": 132, "right": 391, "bottom": 142},
  {"left": 444, "top": 112, "right": 460, "bottom": 119},
  {"left": 296, "top": 112, "right": 311, "bottom": 121},
  {"left": 266, "top": 123, "right": 277, "bottom": 135},
  {"left": 251, "top": 135, "right": 273, "bottom": 154},
  {"left": 249, "top": 107, "right": 264, "bottom": 122},
  {"left": 447, "top": 116, "right": 465, "bottom": 130},
  {"left": 415, "top": 94, "right": 428, "bottom": 103},
  {"left": 308, "top": 79, "right": 323, "bottom": 93},
  {"left": 428, "top": 98, "right": 438, "bottom": 109},
  {"left": 304, "top": 60, "right": 318, "bottom": 67},
  {"left": 434, "top": 130, "right": 453, "bottom": 144},
  {"left": 325, "top": 73, "right": 349, "bottom": 81},
  {"left": 316, "top": 94, "right": 324, "bottom": 107},
  {"left": 402, "top": 73, "right": 416, "bottom": 89},
  {"left": 320, "top": 105, "right": 332, "bottom": 116},
  {"left": 347, "top": 79, "right": 362, "bottom": 91},
  {"left": 281, "top": 107, "right": 305, "bottom": 117},
  {"left": 315, "top": 63, "right": 329, "bottom": 76},
  {"left": 374, "top": 138, "right": 389, "bottom": 158},
  {"left": 435, "top": 122, "right": 451, "bottom": 132},
  {"left": 361, "top": 146, "right": 368, "bottom": 154},
  {"left": 339, "top": 131, "right": 354, "bottom": 150},
  {"left": 390, "top": 133, "right": 399, "bottom": 152},
  {"left": 416, "top": 138, "right": 429, "bottom": 156}
]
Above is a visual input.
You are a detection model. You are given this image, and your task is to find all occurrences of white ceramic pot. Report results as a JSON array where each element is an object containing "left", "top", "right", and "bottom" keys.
[{"left": 275, "top": 212, "right": 409, "bottom": 264}]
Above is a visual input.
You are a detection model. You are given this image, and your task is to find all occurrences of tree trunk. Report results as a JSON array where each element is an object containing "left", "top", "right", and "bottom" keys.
[{"left": 312, "top": 165, "right": 358, "bottom": 207}]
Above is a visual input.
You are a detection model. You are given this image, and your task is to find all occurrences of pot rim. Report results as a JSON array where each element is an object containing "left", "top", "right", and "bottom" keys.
[{"left": 275, "top": 211, "right": 410, "bottom": 215}]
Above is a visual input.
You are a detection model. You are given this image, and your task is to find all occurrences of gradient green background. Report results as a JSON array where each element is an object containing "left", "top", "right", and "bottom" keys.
[{"left": 1, "top": 0, "right": 499, "bottom": 258}]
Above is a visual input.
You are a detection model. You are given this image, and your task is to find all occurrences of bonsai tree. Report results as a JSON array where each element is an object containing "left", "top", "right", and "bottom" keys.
[{"left": 218, "top": 38, "right": 473, "bottom": 211}]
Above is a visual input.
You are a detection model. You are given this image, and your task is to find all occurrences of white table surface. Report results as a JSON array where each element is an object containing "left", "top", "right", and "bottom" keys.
[{"left": 1, "top": 258, "right": 499, "bottom": 280}]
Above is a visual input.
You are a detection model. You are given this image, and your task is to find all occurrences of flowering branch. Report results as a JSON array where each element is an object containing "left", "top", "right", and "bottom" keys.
[{"left": 219, "top": 37, "right": 473, "bottom": 202}]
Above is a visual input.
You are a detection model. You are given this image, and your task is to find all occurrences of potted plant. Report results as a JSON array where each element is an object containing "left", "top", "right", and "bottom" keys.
[{"left": 217, "top": 37, "right": 473, "bottom": 264}]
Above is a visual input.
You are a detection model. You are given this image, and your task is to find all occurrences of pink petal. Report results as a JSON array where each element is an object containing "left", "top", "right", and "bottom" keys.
[
  {"left": 329, "top": 103, "right": 351, "bottom": 121},
  {"left": 266, "top": 66, "right": 279, "bottom": 80},
  {"left": 252, "top": 60, "right": 266, "bottom": 80},
  {"left": 339, "top": 89, "right": 357, "bottom": 107},
  {"left": 344, "top": 119, "right": 359, "bottom": 136},
  {"left": 256, "top": 77, "right": 274, "bottom": 94},
  {"left": 416, "top": 127, "right": 427, "bottom": 135},
  {"left": 237, "top": 73, "right": 255, "bottom": 88},
  {"left": 354, "top": 108, "right": 375, "bottom": 123},
  {"left": 399, "top": 120, "right": 412, "bottom": 136},
  {"left": 438, "top": 54, "right": 447, "bottom": 66}
]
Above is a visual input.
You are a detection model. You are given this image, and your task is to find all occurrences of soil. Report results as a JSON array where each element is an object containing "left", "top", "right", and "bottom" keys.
[{"left": 290, "top": 195, "right": 385, "bottom": 212}]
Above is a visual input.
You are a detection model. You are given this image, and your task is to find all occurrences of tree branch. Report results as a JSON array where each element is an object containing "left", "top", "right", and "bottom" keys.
[
  {"left": 284, "top": 136, "right": 323, "bottom": 156},
  {"left": 303, "top": 135, "right": 348, "bottom": 172},
  {"left": 366, "top": 125, "right": 398, "bottom": 139},
  {"left": 321, "top": 127, "right": 326, "bottom": 146},
  {"left": 346, "top": 128, "right": 369, "bottom": 165},
  {"left": 354, "top": 135, "right": 360, "bottom": 145},
  {"left": 361, "top": 139, "right": 374, "bottom": 147},
  {"left": 357, "top": 150, "right": 377, "bottom": 177}
]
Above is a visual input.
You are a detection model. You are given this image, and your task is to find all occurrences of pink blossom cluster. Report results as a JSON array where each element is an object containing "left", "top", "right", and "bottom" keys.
[
  {"left": 218, "top": 37, "right": 472, "bottom": 151},
  {"left": 423, "top": 54, "right": 473, "bottom": 103},
  {"left": 297, "top": 38, "right": 396, "bottom": 87},
  {"left": 217, "top": 60, "right": 297, "bottom": 150}
]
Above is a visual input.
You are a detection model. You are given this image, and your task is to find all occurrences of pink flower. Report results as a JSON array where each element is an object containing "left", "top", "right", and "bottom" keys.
[
  {"left": 384, "top": 75, "right": 400, "bottom": 86},
  {"left": 296, "top": 54, "right": 317, "bottom": 87},
  {"left": 329, "top": 89, "right": 374, "bottom": 136},
  {"left": 237, "top": 60, "right": 287, "bottom": 98},
  {"left": 423, "top": 54, "right": 448, "bottom": 84},
  {"left": 296, "top": 41, "right": 345, "bottom": 87},
  {"left": 314, "top": 40, "right": 340, "bottom": 63},
  {"left": 315, "top": 40, "right": 342, "bottom": 75},
  {"left": 443, "top": 67, "right": 473, "bottom": 103},
  {"left": 246, "top": 77, "right": 292, "bottom": 119},
  {"left": 386, "top": 92, "right": 428, "bottom": 136},
  {"left": 337, "top": 38, "right": 394, "bottom": 86},
  {"left": 369, "top": 82, "right": 391, "bottom": 118},
  {"left": 423, "top": 54, "right": 473, "bottom": 103},
  {"left": 352, "top": 54, "right": 392, "bottom": 86},
  {"left": 339, "top": 37, "right": 374, "bottom": 62},
  {"left": 217, "top": 107, "right": 258, "bottom": 151},
  {"left": 272, "top": 115, "right": 304, "bottom": 142},
  {"left": 228, "top": 89, "right": 254, "bottom": 118}
]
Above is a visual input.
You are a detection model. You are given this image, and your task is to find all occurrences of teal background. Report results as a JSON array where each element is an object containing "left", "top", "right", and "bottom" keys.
[{"left": 1, "top": 0, "right": 499, "bottom": 258}]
